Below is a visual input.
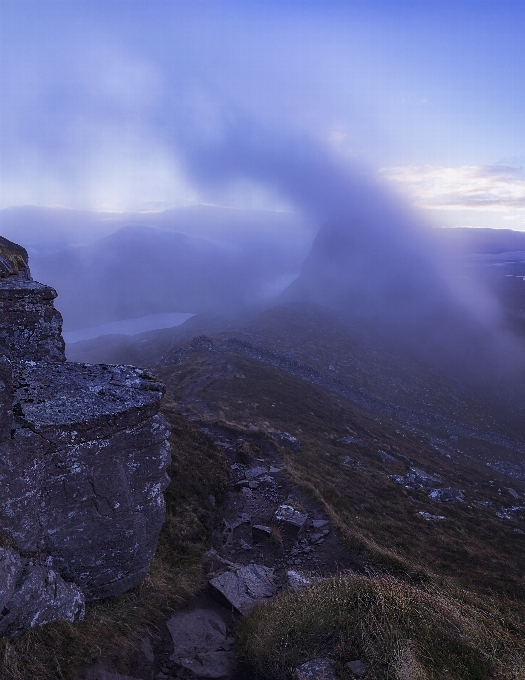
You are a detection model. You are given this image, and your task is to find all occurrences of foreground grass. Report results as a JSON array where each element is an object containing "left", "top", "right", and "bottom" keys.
[
  {"left": 238, "top": 574, "right": 525, "bottom": 680},
  {"left": 0, "top": 407, "right": 228, "bottom": 680}
]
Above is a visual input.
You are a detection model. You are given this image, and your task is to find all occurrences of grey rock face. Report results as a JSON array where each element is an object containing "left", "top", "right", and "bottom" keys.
[
  {"left": 378, "top": 449, "right": 396, "bottom": 464},
  {"left": 272, "top": 432, "right": 301, "bottom": 450},
  {"left": 0, "top": 548, "right": 85, "bottom": 637},
  {"left": 0, "top": 547, "right": 24, "bottom": 610},
  {"left": 168, "top": 609, "right": 235, "bottom": 677},
  {"left": 0, "top": 279, "right": 65, "bottom": 363},
  {"left": 0, "top": 238, "right": 171, "bottom": 632},
  {"left": 209, "top": 564, "right": 277, "bottom": 615}
]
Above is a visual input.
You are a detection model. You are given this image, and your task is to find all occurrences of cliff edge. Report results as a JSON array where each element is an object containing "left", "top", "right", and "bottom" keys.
[{"left": 0, "top": 237, "right": 171, "bottom": 636}]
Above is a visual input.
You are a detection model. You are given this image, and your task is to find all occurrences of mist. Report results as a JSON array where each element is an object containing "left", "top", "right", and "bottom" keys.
[
  {"left": 166, "top": 116, "right": 525, "bottom": 394},
  {"left": 2, "top": 1, "right": 525, "bottom": 401}
]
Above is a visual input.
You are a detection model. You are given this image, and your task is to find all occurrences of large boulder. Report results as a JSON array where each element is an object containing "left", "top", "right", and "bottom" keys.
[{"left": 2, "top": 359, "right": 171, "bottom": 600}]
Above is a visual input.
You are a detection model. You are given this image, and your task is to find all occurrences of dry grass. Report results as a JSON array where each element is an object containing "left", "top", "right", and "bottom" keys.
[
  {"left": 0, "top": 245, "right": 26, "bottom": 276},
  {"left": 158, "top": 348, "right": 525, "bottom": 679},
  {"left": 237, "top": 574, "right": 525, "bottom": 680},
  {"left": 0, "top": 407, "right": 229, "bottom": 680}
]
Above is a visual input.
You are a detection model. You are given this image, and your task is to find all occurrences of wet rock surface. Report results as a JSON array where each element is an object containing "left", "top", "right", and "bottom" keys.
[{"left": 0, "top": 239, "right": 171, "bottom": 633}]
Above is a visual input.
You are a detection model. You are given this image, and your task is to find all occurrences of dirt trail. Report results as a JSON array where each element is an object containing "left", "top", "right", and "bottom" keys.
[{"left": 80, "top": 421, "right": 363, "bottom": 680}]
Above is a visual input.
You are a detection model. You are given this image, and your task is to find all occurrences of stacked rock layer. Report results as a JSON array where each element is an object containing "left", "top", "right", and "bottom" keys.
[{"left": 0, "top": 237, "right": 171, "bottom": 636}]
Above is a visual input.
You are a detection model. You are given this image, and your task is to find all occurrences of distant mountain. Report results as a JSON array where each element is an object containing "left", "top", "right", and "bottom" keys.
[
  {"left": 434, "top": 227, "right": 525, "bottom": 254},
  {"left": 0, "top": 204, "right": 308, "bottom": 256},
  {"left": 31, "top": 224, "right": 304, "bottom": 330}
]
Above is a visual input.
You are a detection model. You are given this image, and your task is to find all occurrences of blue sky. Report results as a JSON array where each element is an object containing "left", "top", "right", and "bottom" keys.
[{"left": 1, "top": 0, "right": 524, "bottom": 229}]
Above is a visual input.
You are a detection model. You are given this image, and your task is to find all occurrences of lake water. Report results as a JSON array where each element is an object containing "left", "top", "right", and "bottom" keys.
[{"left": 64, "top": 312, "right": 194, "bottom": 344}]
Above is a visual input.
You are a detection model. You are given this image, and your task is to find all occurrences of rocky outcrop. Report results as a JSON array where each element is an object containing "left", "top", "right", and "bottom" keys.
[
  {"left": 0, "top": 237, "right": 171, "bottom": 634},
  {"left": 0, "top": 237, "right": 65, "bottom": 362}
]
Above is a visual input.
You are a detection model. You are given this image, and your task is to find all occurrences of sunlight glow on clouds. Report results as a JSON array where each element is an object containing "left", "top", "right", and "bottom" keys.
[{"left": 381, "top": 164, "right": 525, "bottom": 212}]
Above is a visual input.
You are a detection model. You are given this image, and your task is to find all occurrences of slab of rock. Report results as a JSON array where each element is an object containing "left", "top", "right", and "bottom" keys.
[
  {"left": 167, "top": 609, "right": 234, "bottom": 678},
  {"left": 245, "top": 466, "right": 268, "bottom": 480},
  {"left": 0, "top": 553, "right": 85, "bottom": 637},
  {"left": 0, "top": 547, "right": 22, "bottom": 610},
  {"left": 311, "top": 520, "right": 329, "bottom": 530},
  {"left": 309, "top": 533, "right": 327, "bottom": 544},
  {"left": 274, "top": 504, "right": 308, "bottom": 545},
  {"left": 295, "top": 658, "right": 338, "bottom": 680},
  {"left": 0, "top": 354, "right": 13, "bottom": 442},
  {"left": 341, "top": 456, "right": 361, "bottom": 468},
  {"left": 390, "top": 467, "right": 440, "bottom": 490},
  {"left": 418, "top": 511, "right": 446, "bottom": 521},
  {"left": 428, "top": 487, "right": 464, "bottom": 503},
  {"left": 287, "top": 570, "right": 311, "bottom": 592},
  {"left": 209, "top": 564, "right": 276, "bottom": 615}
]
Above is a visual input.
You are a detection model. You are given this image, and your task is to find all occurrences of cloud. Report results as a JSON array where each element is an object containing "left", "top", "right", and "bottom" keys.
[{"left": 380, "top": 164, "right": 525, "bottom": 212}]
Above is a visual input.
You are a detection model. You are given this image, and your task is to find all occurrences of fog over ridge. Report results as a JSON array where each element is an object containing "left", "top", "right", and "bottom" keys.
[{"left": 170, "top": 114, "right": 525, "bottom": 393}]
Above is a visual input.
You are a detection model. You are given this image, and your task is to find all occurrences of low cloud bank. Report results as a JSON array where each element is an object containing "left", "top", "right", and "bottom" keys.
[{"left": 174, "top": 118, "right": 525, "bottom": 400}]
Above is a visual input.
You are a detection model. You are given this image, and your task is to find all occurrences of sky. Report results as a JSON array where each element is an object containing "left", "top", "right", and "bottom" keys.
[{"left": 1, "top": 0, "right": 525, "bottom": 230}]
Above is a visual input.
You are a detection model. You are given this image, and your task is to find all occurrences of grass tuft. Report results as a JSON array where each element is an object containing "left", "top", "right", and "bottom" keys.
[{"left": 237, "top": 573, "right": 525, "bottom": 680}]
